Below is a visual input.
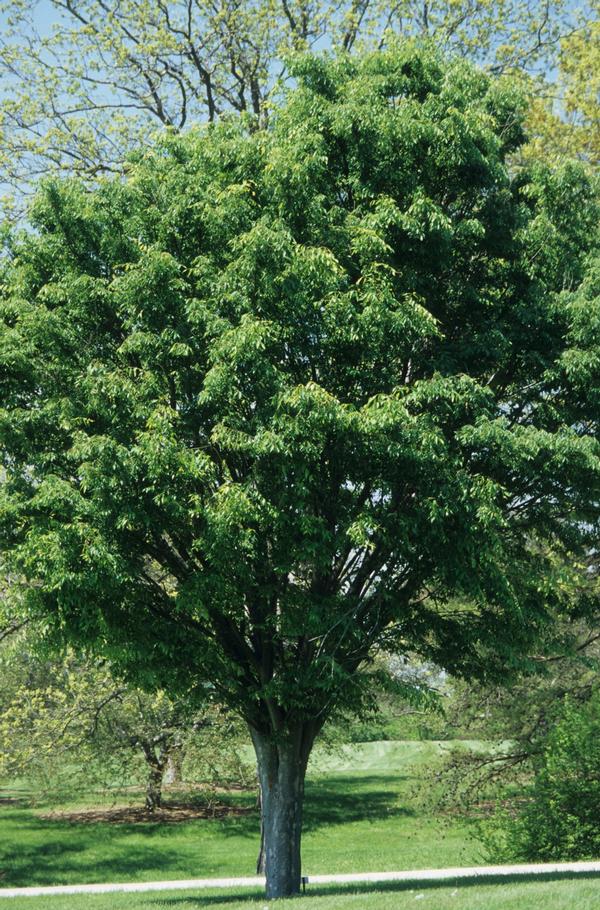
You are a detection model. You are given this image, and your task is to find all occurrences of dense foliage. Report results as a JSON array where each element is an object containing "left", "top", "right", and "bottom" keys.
[
  {"left": 1, "top": 46, "right": 598, "bottom": 895},
  {"left": 486, "top": 691, "right": 600, "bottom": 862}
]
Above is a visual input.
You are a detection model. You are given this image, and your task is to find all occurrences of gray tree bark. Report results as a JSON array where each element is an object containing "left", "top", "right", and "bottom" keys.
[
  {"left": 256, "top": 784, "right": 266, "bottom": 874},
  {"left": 250, "top": 725, "right": 315, "bottom": 899},
  {"left": 164, "top": 747, "right": 183, "bottom": 784}
]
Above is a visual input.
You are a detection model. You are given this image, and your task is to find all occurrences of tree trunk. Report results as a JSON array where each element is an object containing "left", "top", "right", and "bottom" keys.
[
  {"left": 145, "top": 764, "right": 164, "bottom": 811},
  {"left": 250, "top": 726, "right": 314, "bottom": 899},
  {"left": 164, "top": 747, "right": 184, "bottom": 785},
  {"left": 256, "top": 783, "right": 265, "bottom": 874}
]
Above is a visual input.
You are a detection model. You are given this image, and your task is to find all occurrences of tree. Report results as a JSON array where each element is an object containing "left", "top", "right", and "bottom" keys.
[
  {"left": 432, "top": 621, "right": 600, "bottom": 810},
  {"left": 520, "top": 20, "right": 600, "bottom": 167},
  {"left": 1, "top": 46, "right": 599, "bottom": 897},
  {"left": 0, "top": 0, "right": 592, "bottom": 204},
  {"left": 0, "top": 635, "right": 251, "bottom": 810},
  {"left": 424, "top": 537, "right": 600, "bottom": 811}
]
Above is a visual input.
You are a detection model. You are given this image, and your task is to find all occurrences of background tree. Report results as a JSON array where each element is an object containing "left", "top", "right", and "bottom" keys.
[
  {"left": 0, "top": 635, "right": 251, "bottom": 810},
  {"left": 1, "top": 46, "right": 599, "bottom": 897},
  {"left": 434, "top": 622, "right": 600, "bottom": 808},
  {"left": 0, "top": 0, "right": 593, "bottom": 208},
  {"left": 520, "top": 20, "right": 600, "bottom": 167},
  {"left": 425, "top": 539, "right": 600, "bottom": 831}
]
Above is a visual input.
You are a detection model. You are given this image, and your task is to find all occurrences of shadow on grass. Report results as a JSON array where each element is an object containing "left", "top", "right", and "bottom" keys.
[
  {"left": 0, "top": 836, "right": 187, "bottom": 888},
  {"left": 153, "top": 871, "right": 600, "bottom": 907},
  {"left": 304, "top": 775, "right": 415, "bottom": 830},
  {"left": 0, "top": 774, "right": 415, "bottom": 888},
  {"left": 0, "top": 806, "right": 257, "bottom": 887}
]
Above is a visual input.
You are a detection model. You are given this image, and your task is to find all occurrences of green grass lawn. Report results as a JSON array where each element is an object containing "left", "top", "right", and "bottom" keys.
[
  {"left": 2, "top": 876, "right": 600, "bottom": 910},
  {"left": 0, "top": 742, "right": 478, "bottom": 889},
  {"left": 2, "top": 740, "right": 599, "bottom": 909}
]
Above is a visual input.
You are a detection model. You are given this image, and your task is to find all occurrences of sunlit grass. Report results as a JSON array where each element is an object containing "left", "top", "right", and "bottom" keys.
[
  {"left": 0, "top": 742, "right": 478, "bottom": 889},
  {"left": 3, "top": 875, "right": 600, "bottom": 910}
]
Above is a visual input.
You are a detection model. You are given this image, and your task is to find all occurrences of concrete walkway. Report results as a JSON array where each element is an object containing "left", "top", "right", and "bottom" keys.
[{"left": 2, "top": 861, "right": 600, "bottom": 898}]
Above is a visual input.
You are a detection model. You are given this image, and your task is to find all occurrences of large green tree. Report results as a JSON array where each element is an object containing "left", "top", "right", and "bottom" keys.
[{"left": 1, "top": 47, "right": 599, "bottom": 897}]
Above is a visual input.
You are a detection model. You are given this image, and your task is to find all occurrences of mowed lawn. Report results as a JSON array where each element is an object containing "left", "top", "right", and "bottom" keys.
[
  {"left": 2, "top": 877, "right": 600, "bottom": 910},
  {"left": 0, "top": 742, "right": 477, "bottom": 889},
  {"left": 3, "top": 742, "right": 600, "bottom": 909}
]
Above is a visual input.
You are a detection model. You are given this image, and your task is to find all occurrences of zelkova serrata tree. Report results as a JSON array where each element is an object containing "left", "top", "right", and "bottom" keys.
[{"left": 1, "top": 47, "right": 599, "bottom": 897}]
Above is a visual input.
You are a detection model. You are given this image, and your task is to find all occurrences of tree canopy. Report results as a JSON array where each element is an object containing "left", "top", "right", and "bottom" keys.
[
  {"left": 522, "top": 20, "right": 600, "bottom": 167},
  {"left": 1, "top": 45, "right": 599, "bottom": 896}
]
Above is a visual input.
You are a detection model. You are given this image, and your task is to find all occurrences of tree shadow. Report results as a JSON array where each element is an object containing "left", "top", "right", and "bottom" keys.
[
  {"left": 303, "top": 774, "right": 415, "bottom": 830},
  {"left": 0, "top": 803, "right": 259, "bottom": 887},
  {"left": 0, "top": 818, "right": 189, "bottom": 887}
]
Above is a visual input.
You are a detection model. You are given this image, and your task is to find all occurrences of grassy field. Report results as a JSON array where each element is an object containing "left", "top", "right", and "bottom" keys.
[
  {"left": 2, "top": 876, "right": 600, "bottom": 910},
  {"left": 0, "top": 742, "right": 477, "bottom": 890},
  {"left": 2, "top": 740, "right": 599, "bottom": 908}
]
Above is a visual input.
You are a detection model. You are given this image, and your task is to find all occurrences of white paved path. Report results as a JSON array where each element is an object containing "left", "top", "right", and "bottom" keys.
[{"left": 1, "top": 862, "right": 600, "bottom": 898}]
